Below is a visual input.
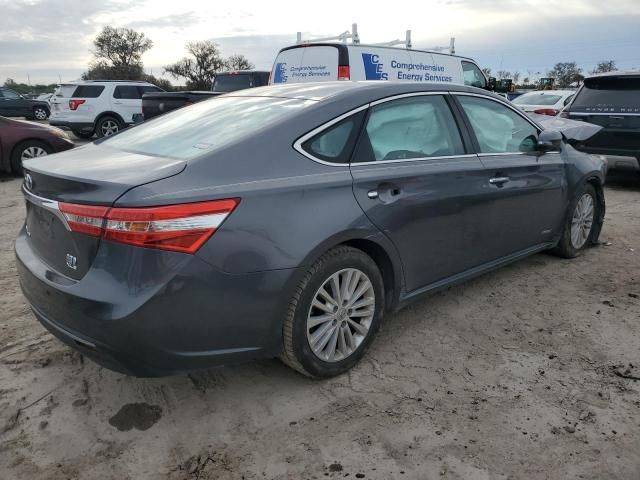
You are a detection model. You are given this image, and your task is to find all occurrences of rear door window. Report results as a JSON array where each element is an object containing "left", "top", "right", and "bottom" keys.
[
  {"left": 572, "top": 76, "right": 640, "bottom": 112},
  {"left": 271, "top": 47, "right": 339, "bottom": 83},
  {"left": 113, "top": 86, "right": 141, "bottom": 99},
  {"left": 354, "top": 95, "right": 464, "bottom": 162},
  {"left": 71, "top": 85, "right": 105, "bottom": 98}
]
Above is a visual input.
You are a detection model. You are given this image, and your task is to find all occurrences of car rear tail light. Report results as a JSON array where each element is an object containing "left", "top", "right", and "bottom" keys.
[
  {"left": 533, "top": 108, "right": 559, "bottom": 116},
  {"left": 59, "top": 203, "right": 110, "bottom": 237},
  {"left": 60, "top": 199, "right": 240, "bottom": 254},
  {"left": 338, "top": 66, "right": 350, "bottom": 81},
  {"left": 69, "top": 99, "right": 86, "bottom": 110}
]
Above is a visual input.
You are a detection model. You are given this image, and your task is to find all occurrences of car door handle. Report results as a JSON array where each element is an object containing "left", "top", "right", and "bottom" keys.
[
  {"left": 489, "top": 177, "right": 510, "bottom": 185},
  {"left": 113, "top": 101, "right": 123, "bottom": 105},
  {"left": 367, "top": 190, "right": 379, "bottom": 199}
]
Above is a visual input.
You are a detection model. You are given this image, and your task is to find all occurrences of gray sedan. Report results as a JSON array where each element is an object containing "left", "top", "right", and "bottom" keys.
[{"left": 16, "top": 82, "right": 606, "bottom": 378}]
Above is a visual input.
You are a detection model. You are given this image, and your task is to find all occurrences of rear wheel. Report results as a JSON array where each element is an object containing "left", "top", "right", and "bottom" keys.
[
  {"left": 11, "top": 140, "right": 51, "bottom": 175},
  {"left": 281, "top": 246, "right": 385, "bottom": 378},
  {"left": 552, "top": 183, "right": 599, "bottom": 258},
  {"left": 96, "top": 116, "right": 122, "bottom": 138},
  {"left": 71, "top": 129, "right": 94, "bottom": 139}
]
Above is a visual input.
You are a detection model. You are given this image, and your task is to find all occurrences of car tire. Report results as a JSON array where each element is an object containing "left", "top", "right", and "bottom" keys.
[
  {"left": 96, "top": 116, "right": 122, "bottom": 138},
  {"left": 11, "top": 140, "right": 51, "bottom": 175},
  {"left": 552, "top": 183, "right": 600, "bottom": 258},
  {"left": 72, "top": 129, "right": 95, "bottom": 139},
  {"left": 281, "top": 246, "right": 385, "bottom": 378},
  {"left": 32, "top": 106, "right": 49, "bottom": 121}
]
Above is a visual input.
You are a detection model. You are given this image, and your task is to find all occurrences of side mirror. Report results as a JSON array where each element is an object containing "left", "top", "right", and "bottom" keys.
[
  {"left": 537, "top": 129, "right": 563, "bottom": 152},
  {"left": 487, "top": 77, "right": 497, "bottom": 91}
]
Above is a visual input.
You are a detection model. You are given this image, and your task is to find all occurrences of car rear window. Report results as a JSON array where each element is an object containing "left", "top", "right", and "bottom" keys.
[
  {"left": 513, "top": 93, "right": 562, "bottom": 106},
  {"left": 213, "top": 74, "right": 254, "bottom": 92},
  {"left": 573, "top": 76, "right": 640, "bottom": 108},
  {"left": 71, "top": 85, "right": 105, "bottom": 98},
  {"left": 54, "top": 85, "right": 77, "bottom": 98},
  {"left": 103, "top": 95, "right": 315, "bottom": 160}
]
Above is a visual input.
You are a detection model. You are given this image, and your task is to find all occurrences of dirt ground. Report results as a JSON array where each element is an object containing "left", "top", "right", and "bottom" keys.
[{"left": 1, "top": 173, "right": 639, "bottom": 480}]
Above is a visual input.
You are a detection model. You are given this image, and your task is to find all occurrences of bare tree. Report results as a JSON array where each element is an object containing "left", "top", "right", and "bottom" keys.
[
  {"left": 481, "top": 67, "right": 492, "bottom": 77},
  {"left": 164, "top": 41, "right": 226, "bottom": 90},
  {"left": 225, "top": 54, "right": 254, "bottom": 71},
  {"left": 591, "top": 60, "right": 617, "bottom": 74},
  {"left": 497, "top": 70, "right": 512, "bottom": 79},
  {"left": 512, "top": 71, "right": 521, "bottom": 83}
]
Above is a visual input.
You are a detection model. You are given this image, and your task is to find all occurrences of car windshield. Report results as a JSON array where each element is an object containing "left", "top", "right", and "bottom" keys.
[
  {"left": 212, "top": 75, "right": 253, "bottom": 92},
  {"left": 103, "top": 95, "right": 315, "bottom": 160},
  {"left": 572, "top": 76, "right": 640, "bottom": 107},
  {"left": 513, "top": 93, "right": 563, "bottom": 106}
]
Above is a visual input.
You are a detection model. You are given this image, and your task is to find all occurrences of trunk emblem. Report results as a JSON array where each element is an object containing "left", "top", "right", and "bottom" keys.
[
  {"left": 24, "top": 174, "right": 33, "bottom": 191},
  {"left": 65, "top": 253, "right": 78, "bottom": 270}
]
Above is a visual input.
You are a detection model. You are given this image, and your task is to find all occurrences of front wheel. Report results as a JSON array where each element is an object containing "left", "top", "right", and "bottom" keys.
[
  {"left": 281, "top": 246, "right": 385, "bottom": 378},
  {"left": 552, "top": 183, "right": 600, "bottom": 258}
]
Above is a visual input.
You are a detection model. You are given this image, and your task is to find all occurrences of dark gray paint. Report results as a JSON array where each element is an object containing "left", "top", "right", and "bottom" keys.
[{"left": 17, "top": 82, "right": 606, "bottom": 376}]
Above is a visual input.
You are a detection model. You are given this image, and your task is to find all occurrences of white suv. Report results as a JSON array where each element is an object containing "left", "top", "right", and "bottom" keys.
[{"left": 49, "top": 81, "right": 163, "bottom": 139}]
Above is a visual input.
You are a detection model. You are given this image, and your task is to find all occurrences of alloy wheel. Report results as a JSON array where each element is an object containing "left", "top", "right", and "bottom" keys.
[
  {"left": 570, "top": 193, "right": 594, "bottom": 249},
  {"left": 101, "top": 120, "right": 119, "bottom": 136},
  {"left": 34, "top": 108, "right": 48, "bottom": 120},
  {"left": 306, "top": 268, "right": 375, "bottom": 362},
  {"left": 21, "top": 146, "right": 48, "bottom": 161}
]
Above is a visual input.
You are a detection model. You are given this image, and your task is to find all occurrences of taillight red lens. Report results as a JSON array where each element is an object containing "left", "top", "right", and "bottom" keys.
[
  {"left": 59, "top": 203, "right": 109, "bottom": 237},
  {"left": 60, "top": 199, "right": 239, "bottom": 254},
  {"left": 338, "top": 66, "right": 350, "bottom": 81},
  {"left": 69, "top": 99, "right": 86, "bottom": 110},
  {"left": 533, "top": 108, "right": 558, "bottom": 116}
]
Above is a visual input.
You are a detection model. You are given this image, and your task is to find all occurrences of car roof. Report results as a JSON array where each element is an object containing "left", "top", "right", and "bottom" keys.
[
  {"left": 517, "top": 90, "right": 575, "bottom": 95},
  {"left": 278, "top": 42, "right": 477, "bottom": 63},
  {"left": 228, "top": 81, "right": 496, "bottom": 102},
  {"left": 585, "top": 70, "right": 640, "bottom": 79}
]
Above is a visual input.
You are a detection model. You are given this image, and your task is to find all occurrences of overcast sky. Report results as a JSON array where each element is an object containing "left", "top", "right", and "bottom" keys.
[{"left": 1, "top": 0, "right": 639, "bottom": 85}]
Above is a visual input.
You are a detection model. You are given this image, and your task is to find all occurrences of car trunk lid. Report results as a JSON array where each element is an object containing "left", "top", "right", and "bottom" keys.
[{"left": 22, "top": 144, "right": 186, "bottom": 280}]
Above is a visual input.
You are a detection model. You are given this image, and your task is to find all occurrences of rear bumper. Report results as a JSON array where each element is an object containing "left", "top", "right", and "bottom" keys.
[
  {"left": 48, "top": 120, "right": 95, "bottom": 133},
  {"left": 16, "top": 229, "right": 298, "bottom": 376}
]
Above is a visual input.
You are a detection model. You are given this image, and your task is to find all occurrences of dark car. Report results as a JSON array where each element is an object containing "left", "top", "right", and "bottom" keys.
[
  {"left": 141, "top": 91, "right": 219, "bottom": 121},
  {"left": 0, "top": 116, "right": 74, "bottom": 174},
  {"left": 16, "top": 82, "right": 606, "bottom": 378},
  {"left": 0, "top": 87, "right": 50, "bottom": 121},
  {"left": 212, "top": 70, "right": 270, "bottom": 93},
  {"left": 141, "top": 71, "right": 271, "bottom": 121},
  {"left": 561, "top": 72, "right": 640, "bottom": 174}
]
